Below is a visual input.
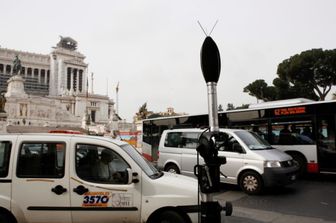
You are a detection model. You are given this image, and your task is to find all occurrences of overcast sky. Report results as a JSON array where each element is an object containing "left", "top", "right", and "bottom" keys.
[{"left": 1, "top": 0, "right": 336, "bottom": 121}]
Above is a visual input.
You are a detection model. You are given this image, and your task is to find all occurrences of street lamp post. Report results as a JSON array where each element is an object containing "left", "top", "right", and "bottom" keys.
[{"left": 196, "top": 36, "right": 232, "bottom": 222}]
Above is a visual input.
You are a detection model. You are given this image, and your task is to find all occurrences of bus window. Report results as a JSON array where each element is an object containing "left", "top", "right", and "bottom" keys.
[
  {"left": 271, "top": 122, "right": 314, "bottom": 145},
  {"left": 228, "top": 122, "right": 268, "bottom": 140},
  {"left": 317, "top": 116, "right": 336, "bottom": 171},
  {"left": 251, "top": 125, "right": 267, "bottom": 139},
  {"left": 318, "top": 119, "right": 335, "bottom": 151}
]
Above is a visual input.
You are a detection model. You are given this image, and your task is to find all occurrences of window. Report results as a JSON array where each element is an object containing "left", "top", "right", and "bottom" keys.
[
  {"left": 27, "top": 68, "right": 32, "bottom": 76},
  {"left": 91, "top": 110, "right": 96, "bottom": 123},
  {"left": 17, "top": 142, "right": 65, "bottom": 178},
  {"left": 21, "top": 67, "right": 25, "bottom": 75},
  {"left": 181, "top": 132, "right": 200, "bottom": 149},
  {"left": 33, "top": 69, "right": 39, "bottom": 78},
  {"left": 47, "top": 70, "right": 50, "bottom": 83},
  {"left": 67, "top": 68, "right": 71, "bottom": 90},
  {"left": 164, "top": 132, "right": 200, "bottom": 149},
  {"left": 41, "top": 69, "right": 45, "bottom": 83},
  {"left": 0, "top": 141, "right": 12, "bottom": 177},
  {"left": 165, "top": 132, "right": 182, "bottom": 147},
  {"left": 6, "top": 65, "right": 11, "bottom": 74},
  {"left": 76, "top": 144, "right": 130, "bottom": 184},
  {"left": 222, "top": 133, "right": 240, "bottom": 152},
  {"left": 229, "top": 121, "right": 268, "bottom": 140},
  {"left": 235, "top": 131, "right": 271, "bottom": 150},
  {"left": 318, "top": 117, "right": 335, "bottom": 151},
  {"left": 122, "top": 144, "right": 159, "bottom": 178},
  {"left": 79, "top": 70, "right": 83, "bottom": 92},
  {"left": 271, "top": 121, "right": 314, "bottom": 145},
  {"left": 73, "top": 69, "right": 77, "bottom": 91}
]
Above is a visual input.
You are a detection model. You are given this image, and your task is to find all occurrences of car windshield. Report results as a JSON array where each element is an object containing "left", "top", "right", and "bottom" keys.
[
  {"left": 235, "top": 130, "right": 273, "bottom": 150},
  {"left": 121, "top": 144, "right": 162, "bottom": 179}
]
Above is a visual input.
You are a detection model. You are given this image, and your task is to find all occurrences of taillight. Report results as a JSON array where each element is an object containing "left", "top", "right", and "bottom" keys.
[{"left": 307, "top": 162, "right": 319, "bottom": 173}]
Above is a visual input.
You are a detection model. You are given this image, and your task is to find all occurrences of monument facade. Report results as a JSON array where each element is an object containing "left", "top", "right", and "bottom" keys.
[{"left": 0, "top": 37, "right": 115, "bottom": 133}]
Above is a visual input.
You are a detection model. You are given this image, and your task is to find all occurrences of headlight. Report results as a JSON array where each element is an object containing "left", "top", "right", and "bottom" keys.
[{"left": 264, "top": 160, "right": 281, "bottom": 168}]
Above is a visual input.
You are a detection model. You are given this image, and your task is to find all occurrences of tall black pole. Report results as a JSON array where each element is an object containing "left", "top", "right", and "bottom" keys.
[{"left": 198, "top": 36, "right": 222, "bottom": 223}]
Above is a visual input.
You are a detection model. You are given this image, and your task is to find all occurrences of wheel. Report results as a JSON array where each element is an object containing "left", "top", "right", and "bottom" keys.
[
  {"left": 239, "top": 171, "right": 263, "bottom": 195},
  {"left": 0, "top": 212, "right": 13, "bottom": 223},
  {"left": 165, "top": 164, "right": 180, "bottom": 174},
  {"left": 290, "top": 153, "right": 307, "bottom": 177},
  {"left": 158, "top": 210, "right": 186, "bottom": 223}
]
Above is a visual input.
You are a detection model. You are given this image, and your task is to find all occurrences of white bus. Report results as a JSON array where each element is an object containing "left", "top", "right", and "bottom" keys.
[{"left": 142, "top": 98, "right": 336, "bottom": 175}]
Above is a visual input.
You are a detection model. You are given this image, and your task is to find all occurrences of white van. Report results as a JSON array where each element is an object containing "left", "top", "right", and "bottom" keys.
[
  {"left": 0, "top": 133, "right": 199, "bottom": 223},
  {"left": 158, "top": 128, "right": 299, "bottom": 195}
]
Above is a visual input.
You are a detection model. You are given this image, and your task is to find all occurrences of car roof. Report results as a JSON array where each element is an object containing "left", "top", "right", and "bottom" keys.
[
  {"left": 0, "top": 133, "right": 128, "bottom": 146},
  {"left": 163, "top": 128, "right": 247, "bottom": 134}
]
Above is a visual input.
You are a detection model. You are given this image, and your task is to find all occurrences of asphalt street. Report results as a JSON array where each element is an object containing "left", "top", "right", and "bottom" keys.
[{"left": 214, "top": 174, "right": 336, "bottom": 223}]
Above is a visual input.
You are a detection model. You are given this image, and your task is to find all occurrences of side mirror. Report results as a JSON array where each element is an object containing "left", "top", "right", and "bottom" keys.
[{"left": 126, "top": 168, "right": 139, "bottom": 184}]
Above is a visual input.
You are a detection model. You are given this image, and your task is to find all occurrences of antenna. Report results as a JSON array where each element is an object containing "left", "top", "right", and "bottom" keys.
[
  {"left": 197, "top": 21, "right": 208, "bottom": 36},
  {"left": 197, "top": 20, "right": 219, "bottom": 37},
  {"left": 209, "top": 20, "right": 218, "bottom": 36}
]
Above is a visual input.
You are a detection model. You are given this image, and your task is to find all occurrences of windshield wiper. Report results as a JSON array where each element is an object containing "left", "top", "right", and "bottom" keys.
[{"left": 250, "top": 146, "right": 272, "bottom": 150}]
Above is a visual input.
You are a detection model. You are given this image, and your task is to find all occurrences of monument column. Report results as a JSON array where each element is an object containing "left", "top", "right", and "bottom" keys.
[
  {"left": 38, "top": 69, "right": 41, "bottom": 83},
  {"left": 74, "top": 68, "right": 79, "bottom": 93},
  {"left": 70, "top": 67, "right": 73, "bottom": 93}
]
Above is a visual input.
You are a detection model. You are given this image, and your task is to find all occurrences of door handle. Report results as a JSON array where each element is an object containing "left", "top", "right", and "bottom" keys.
[
  {"left": 51, "top": 185, "right": 67, "bottom": 195},
  {"left": 73, "top": 185, "right": 89, "bottom": 195}
]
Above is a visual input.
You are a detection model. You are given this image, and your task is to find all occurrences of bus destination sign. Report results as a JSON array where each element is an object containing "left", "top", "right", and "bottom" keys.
[{"left": 274, "top": 106, "right": 306, "bottom": 116}]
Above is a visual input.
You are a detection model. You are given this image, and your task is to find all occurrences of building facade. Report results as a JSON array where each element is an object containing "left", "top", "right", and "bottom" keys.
[{"left": 0, "top": 37, "right": 115, "bottom": 133}]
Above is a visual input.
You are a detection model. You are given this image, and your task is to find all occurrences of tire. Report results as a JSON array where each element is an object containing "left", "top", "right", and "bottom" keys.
[
  {"left": 165, "top": 164, "right": 180, "bottom": 174},
  {"left": 239, "top": 171, "right": 263, "bottom": 195},
  {"left": 158, "top": 210, "right": 186, "bottom": 223},
  {"left": 290, "top": 153, "right": 307, "bottom": 177},
  {"left": 0, "top": 212, "right": 13, "bottom": 223}
]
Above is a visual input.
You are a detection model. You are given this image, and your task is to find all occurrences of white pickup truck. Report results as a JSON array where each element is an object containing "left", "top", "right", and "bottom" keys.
[{"left": 0, "top": 133, "right": 199, "bottom": 223}]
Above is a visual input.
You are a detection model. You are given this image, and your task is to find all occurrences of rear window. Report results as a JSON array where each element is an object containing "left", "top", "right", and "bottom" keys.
[
  {"left": 17, "top": 142, "right": 66, "bottom": 178},
  {"left": 0, "top": 141, "right": 12, "bottom": 177}
]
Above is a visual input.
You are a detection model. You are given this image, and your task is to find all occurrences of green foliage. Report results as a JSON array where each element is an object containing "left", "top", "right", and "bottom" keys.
[
  {"left": 226, "top": 103, "right": 235, "bottom": 111},
  {"left": 236, "top": 104, "right": 249, "bottom": 109},
  {"left": 243, "top": 79, "right": 277, "bottom": 101},
  {"left": 136, "top": 103, "right": 148, "bottom": 120},
  {"left": 244, "top": 48, "right": 336, "bottom": 101},
  {"left": 226, "top": 103, "right": 249, "bottom": 111},
  {"left": 277, "top": 48, "right": 336, "bottom": 100}
]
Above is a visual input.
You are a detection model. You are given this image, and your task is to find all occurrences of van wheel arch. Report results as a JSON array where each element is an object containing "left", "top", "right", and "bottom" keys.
[
  {"left": 147, "top": 207, "right": 191, "bottom": 223},
  {"left": 164, "top": 163, "right": 180, "bottom": 174},
  {"left": 286, "top": 151, "right": 307, "bottom": 176},
  {"left": 238, "top": 170, "right": 263, "bottom": 195},
  {"left": 0, "top": 208, "right": 17, "bottom": 223}
]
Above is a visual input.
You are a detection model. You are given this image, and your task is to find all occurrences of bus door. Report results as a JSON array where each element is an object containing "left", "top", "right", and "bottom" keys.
[{"left": 317, "top": 115, "right": 336, "bottom": 172}]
